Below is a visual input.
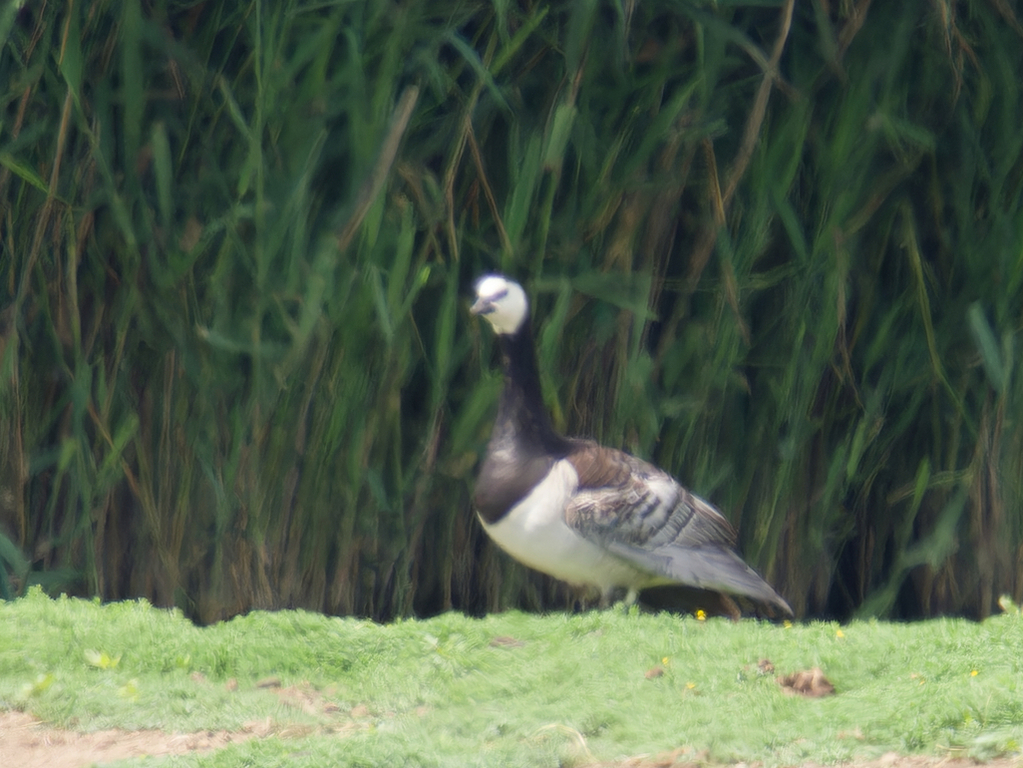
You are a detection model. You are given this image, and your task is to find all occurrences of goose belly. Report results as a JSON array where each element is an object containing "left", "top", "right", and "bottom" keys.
[{"left": 478, "top": 459, "right": 647, "bottom": 591}]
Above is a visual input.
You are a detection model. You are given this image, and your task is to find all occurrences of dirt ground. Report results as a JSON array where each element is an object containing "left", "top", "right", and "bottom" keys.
[
  {"left": 0, "top": 710, "right": 264, "bottom": 768},
  {"left": 1, "top": 708, "right": 1018, "bottom": 768},
  {"left": 0, "top": 681, "right": 360, "bottom": 768}
]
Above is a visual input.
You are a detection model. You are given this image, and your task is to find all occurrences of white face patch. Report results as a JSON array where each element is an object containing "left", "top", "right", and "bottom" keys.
[{"left": 472, "top": 275, "right": 529, "bottom": 335}]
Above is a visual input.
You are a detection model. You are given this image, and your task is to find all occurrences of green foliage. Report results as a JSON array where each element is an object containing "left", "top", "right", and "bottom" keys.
[
  {"left": 0, "top": 0, "right": 1021, "bottom": 620},
  {"left": 1, "top": 590, "right": 1022, "bottom": 765}
]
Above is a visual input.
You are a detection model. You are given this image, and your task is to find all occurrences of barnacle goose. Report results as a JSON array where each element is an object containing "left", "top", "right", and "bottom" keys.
[{"left": 470, "top": 274, "right": 792, "bottom": 618}]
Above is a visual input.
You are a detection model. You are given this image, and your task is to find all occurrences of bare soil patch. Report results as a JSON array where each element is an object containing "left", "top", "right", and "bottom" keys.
[
  {"left": 1, "top": 708, "right": 1018, "bottom": 768},
  {"left": 584, "top": 755, "right": 1018, "bottom": 768},
  {"left": 0, "top": 683, "right": 370, "bottom": 768},
  {"left": 0, "top": 710, "right": 266, "bottom": 768}
]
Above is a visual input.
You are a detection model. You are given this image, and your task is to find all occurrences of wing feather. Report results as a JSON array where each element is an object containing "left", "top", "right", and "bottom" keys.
[
  {"left": 565, "top": 442, "right": 737, "bottom": 548},
  {"left": 564, "top": 441, "right": 791, "bottom": 615}
]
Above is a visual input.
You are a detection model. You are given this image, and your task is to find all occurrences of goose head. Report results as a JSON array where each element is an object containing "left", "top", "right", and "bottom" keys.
[{"left": 470, "top": 274, "right": 529, "bottom": 335}]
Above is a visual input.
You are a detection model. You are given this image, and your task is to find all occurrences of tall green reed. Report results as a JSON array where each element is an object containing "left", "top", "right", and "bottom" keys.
[{"left": 0, "top": 0, "right": 1020, "bottom": 620}]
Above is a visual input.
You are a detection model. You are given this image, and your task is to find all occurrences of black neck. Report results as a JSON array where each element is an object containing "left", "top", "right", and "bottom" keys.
[{"left": 491, "top": 322, "right": 569, "bottom": 455}]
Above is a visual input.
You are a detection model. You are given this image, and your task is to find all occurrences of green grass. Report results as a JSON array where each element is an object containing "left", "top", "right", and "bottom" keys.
[{"left": 2, "top": 589, "right": 1022, "bottom": 767}]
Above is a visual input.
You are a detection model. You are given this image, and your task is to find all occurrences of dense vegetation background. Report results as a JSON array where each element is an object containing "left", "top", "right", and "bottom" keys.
[{"left": 1, "top": 0, "right": 1021, "bottom": 623}]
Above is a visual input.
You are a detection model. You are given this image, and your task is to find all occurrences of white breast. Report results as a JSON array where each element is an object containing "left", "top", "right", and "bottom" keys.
[{"left": 479, "top": 459, "right": 649, "bottom": 593}]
